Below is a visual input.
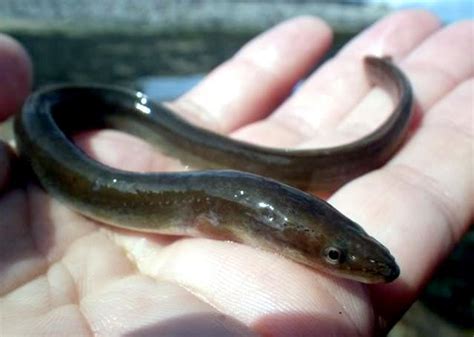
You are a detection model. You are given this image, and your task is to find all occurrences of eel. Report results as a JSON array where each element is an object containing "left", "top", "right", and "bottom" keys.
[{"left": 14, "top": 56, "right": 412, "bottom": 283}]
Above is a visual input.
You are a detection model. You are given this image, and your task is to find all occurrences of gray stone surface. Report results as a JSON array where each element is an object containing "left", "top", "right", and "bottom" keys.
[
  {"left": 0, "top": 0, "right": 387, "bottom": 32},
  {"left": 0, "top": 1, "right": 389, "bottom": 86}
]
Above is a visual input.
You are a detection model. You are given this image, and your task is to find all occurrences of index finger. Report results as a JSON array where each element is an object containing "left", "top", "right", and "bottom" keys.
[{"left": 172, "top": 16, "right": 332, "bottom": 133}]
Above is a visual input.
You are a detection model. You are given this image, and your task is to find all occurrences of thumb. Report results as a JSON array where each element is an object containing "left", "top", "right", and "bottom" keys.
[{"left": 0, "top": 34, "right": 32, "bottom": 121}]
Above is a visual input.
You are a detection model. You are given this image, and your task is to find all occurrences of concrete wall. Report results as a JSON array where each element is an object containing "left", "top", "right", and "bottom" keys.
[{"left": 0, "top": 1, "right": 388, "bottom": 86}]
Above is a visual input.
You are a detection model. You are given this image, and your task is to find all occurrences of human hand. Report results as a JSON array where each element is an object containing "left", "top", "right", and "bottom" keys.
[{"left": 1, "top": 11, "right": 472, "bottom": 337}]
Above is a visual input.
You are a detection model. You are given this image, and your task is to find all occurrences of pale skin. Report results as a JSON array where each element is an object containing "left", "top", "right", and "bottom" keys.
[{"left": 0, "top": 10, "right": 472, "bottom": 337}]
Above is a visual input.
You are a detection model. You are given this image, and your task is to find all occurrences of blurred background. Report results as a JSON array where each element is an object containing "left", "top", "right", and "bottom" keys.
[{"left": 0, "top": 1, "right": 472, "bottom": 336}]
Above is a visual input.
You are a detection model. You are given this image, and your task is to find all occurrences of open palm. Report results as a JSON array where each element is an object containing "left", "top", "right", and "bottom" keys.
[{"left": 1, "top": 11, "right": 472, "bottom": 337}]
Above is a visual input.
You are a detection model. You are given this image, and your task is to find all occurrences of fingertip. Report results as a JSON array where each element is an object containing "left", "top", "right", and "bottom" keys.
[
  {"left": 237, "top": 15, "right": 333, "bottom": 66},
  {"left": 442, "top": 18, "right": 474, "bottom": 40},
  {"left": 384, "top": 8, "right": 441, "bottom": 26},
  {"left": 278, "top": 15, "right": 332, "bottom": 37},
  {"left": 0, "top": 34, "right": 33, "bottom": 121},
  {"left": 340, "top": 9, "right": 441, "bottom": 59}
]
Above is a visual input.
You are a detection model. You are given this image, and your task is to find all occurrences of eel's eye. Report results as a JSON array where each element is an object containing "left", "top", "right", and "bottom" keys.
[{"left": 324, "top": 247, "right": 344, "bottom": 265}]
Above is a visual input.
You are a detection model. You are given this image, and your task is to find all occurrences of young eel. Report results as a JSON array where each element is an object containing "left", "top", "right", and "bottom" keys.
[{"left": 14, "top": 56, "right": 412, "bottom": 283}]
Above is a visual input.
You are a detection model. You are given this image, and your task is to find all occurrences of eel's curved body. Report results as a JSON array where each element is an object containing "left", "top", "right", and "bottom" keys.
[{"left": 14, "top": 56, "right": 412, "bottom": 283}]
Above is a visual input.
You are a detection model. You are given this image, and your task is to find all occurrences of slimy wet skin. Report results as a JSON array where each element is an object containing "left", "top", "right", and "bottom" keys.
[{"left": 14, "top": 56, "right": 411, "bottom": 283}]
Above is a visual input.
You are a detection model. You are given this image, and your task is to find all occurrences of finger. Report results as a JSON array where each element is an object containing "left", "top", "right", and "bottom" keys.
[
  {"left": 318, "top": 19, "right": 473, "bottom": 151},
  {"left": 329, "top": 21, "right": 473, "bottom": 327},
  {"left": 0, "top": 34, "right": 32, "bottom": 121},
  {"left": 231, "top": 10, "right": 441, "bottom": 147},
  {"left": 402, "top": 20, "right": 474, "bottom": 110},
  {"left": 171, "top": 16, "right": 332, "bottom": 133}
]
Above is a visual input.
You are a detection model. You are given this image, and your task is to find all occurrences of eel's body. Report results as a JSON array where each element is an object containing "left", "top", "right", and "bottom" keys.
[{"left": 14, "top": 56, "right": 412, "bottom": 283}]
